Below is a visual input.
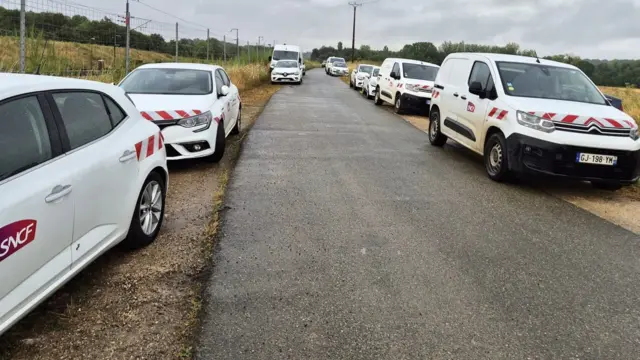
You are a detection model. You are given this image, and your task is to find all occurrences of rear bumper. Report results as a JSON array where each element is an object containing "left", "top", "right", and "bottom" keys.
[{"left": 506, "top": 133, "right": 640, "bottom": 184}]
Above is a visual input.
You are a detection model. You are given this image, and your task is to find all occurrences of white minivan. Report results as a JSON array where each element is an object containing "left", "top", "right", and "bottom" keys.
[
  {"left": 270, "top": 44, "right": 305, "bottom": 76},
  {"left": 374, "top": 58, "right": 440, "bottom": 115},
  {"left": 428, "top": 52, "right": 640, "bottom": 189}
]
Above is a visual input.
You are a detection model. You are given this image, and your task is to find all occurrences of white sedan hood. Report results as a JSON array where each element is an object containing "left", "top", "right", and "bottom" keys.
[
  {"left": 272, "top": 67, "right": 300, "bottom": 74},
  {"left": 127, "top": 93, "right": 214, "bottom": 120}
]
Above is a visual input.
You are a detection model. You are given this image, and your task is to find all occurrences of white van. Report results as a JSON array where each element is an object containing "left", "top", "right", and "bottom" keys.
[
  {"left": 374, "top": 58, "right": 440, "bottom": 115},
  {"left": 270, "top": 44, "right": 305, "bottom": 76},
  {"left": 428, "top": 52, "right": 640, "bottom": 189}
]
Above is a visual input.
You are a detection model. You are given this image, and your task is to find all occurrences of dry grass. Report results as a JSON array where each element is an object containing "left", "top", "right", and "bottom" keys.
[{"left": 599, "top": 86, "right": 640, "bottom": 125}]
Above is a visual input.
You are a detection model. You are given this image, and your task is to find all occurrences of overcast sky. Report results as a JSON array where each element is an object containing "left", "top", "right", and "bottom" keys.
[{"left": 53, "top": 0, "right": 640, "bottom": 59}]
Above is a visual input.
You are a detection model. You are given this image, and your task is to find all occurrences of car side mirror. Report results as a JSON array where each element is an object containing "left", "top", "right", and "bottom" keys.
[
  {"left": 390, "top": 71, "right": 398, "bottom": 79},
  {"left": 220, "top": 85, "right": 230, "bottom": 97},
  {"left": 469, "top": 81, "right": 485, "bottom": 98}
]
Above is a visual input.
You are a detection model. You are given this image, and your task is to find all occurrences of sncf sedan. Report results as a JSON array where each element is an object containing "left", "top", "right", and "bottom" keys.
[
  {"left": 0, "top": 74, "right": 168, "bottom": 336},
  {"left": 119, "top": 63, "right": 241, "bottom": 162}
]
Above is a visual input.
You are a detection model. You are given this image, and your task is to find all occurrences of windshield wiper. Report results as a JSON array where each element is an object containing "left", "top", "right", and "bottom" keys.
[{"left": 0, "top": 162, "right": 40, "bottom": 182}]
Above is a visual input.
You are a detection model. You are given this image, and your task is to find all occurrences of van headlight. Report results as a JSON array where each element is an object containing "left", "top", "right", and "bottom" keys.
[
  {"left": 178, "top": 111, "right": 212, "bottom": 129},
  {"left": 516, "top": 110, "right": 555, "bottom": 133},
  {"left": 631, "top": 127, "right": 639, "bottom": 140}
]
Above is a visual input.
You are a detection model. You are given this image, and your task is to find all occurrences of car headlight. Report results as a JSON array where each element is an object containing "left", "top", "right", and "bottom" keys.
[
  {"left": 516, "top": 110, "right": 555, "bottom": 133},
  {"left": 631, "top": 127, "right": 639, "bottom": 140},
  {"left": 178, "top": 111, "right": 212, "bottom": 129}
]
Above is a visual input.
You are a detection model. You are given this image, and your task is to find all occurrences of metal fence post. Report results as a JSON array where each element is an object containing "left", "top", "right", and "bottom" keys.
[
  {"left": 206, "top": 28, "right": 210, "bottom": 62},
  {"left": 247, "top": 41, "right": 250, "bottom": 63},
  {"left": 223, "top": 35, "right": 226, "bottom": 62},
  {"left": 19, "top": 0, "right": 25, "bottom": 73},
  {"left": 175, "top": 22, "right": 179, "bottom": 62},
  {"left": 125, "top": 0, "right": 130, "bottom": 74}
]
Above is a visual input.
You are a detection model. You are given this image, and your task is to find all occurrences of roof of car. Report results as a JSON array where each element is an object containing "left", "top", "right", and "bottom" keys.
[
  {"left": 383, "top": 58, "right": 440, "bottom": 68},
  {"left": 451, "top": 53, "right": 576, "bottom": 69},
  {"left": 0, "top": 73, "right": 123, "bottom": 100},
  {"left": 135, "top": 62, "right": 222, "bottom": 71}
]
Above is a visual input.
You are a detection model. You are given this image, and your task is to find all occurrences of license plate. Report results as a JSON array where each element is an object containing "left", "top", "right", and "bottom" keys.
[
  {"left": 576, "top": 152, "right": 617, "bottom": 166},
  {"left": 425, "top": 99, "right": 431, "bottom": 105}
]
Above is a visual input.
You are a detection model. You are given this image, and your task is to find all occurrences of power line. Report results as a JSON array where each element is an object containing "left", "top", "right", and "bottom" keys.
[{"left": 132, "top": 0, "right": 208, "bottom": 31}]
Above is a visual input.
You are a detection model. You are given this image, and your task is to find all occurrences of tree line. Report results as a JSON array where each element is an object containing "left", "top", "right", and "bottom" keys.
[
  {"left": 310, "top": 41, "right": 640, "bottom": 87},
  {"left": 0, "top": 6, "right": 269, "bottom": 61}
]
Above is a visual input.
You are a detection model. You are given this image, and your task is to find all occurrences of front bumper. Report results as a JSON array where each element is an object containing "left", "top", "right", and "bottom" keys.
[
  {"left": 400, "top": 92, "right": 432, "bottom": 112},
  {"left": 271, "top": 74, "right": 301, "bottom": 82},
  {"left": 331, "top": 69, "right": 349, "bottom": 76},
  {"left": 155, "top": 121, "right": 218, "bottom": 160},
  {"left": 355, "top": 79, "right": 365, "bottom": 88},
  {"left": 506, "top": 133, "right": 640, "bottom": 184}
]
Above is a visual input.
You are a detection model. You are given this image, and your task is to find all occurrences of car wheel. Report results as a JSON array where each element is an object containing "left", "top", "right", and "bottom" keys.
[
  {"left": 207, "top": 121, "right": 226, "bottom": 163},
  {"left": 122, "top": 172, "right": 165, "bottom": 250},
  {"left": 231, "top": 108, "right": 241, "bottom": 135},
  {"left": 591, "top": 181, "right": 623, "bottom": 191},
  {"left": 374, "top": 88, "right": 383, "bottom": 105},
  {"left": 349, "top": 79, "right": 354, "bottom": 88},
  {"left": 484, "top": 132, "right": 511, "bottom": 182},
  {"left": 394, "top": 93, "right": 404, "bottom": 114},
  {"left": 428, "top": 109, "right": 447, "bottom": 147}
]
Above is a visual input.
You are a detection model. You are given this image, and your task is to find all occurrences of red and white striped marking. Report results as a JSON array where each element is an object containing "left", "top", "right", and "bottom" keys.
[
  {"left": 432, "top": 90, "right": 441, "bottom": 99},
  {"left": 140, "top": 110, "right": 203, "bottom": 121},
  {"left": 527, "top": 111, "right": 636, "bottom": 129},
  {"left": 488, "top": 107, "right": 509, "bottom": 120},
  {"left": 134, "top": 132, "right": 164, "bottom": 161}
]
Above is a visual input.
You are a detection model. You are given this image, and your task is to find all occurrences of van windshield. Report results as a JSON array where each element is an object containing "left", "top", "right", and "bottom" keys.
[
  {"left": 273, "top": 50, "right": 298, "bottom": 61},
  {"left": 496, "top": 61, "right": 607, "bottom": 105},
  {"left": 402, "top": 63, "right": 438, "bottom": 81}
]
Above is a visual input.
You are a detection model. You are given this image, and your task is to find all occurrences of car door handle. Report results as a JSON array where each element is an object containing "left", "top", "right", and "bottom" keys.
[
  {"left": 119, "top": 149, "right": 137, "bottom": 162},
  {"left": 461, "top": 95, "right": 467, "bottom": 100},
  {"left": 453, "top": 93, "right": 459, "bottom": 97},
  {"left": 45, "top": 185, "right": 72, "bottom": 203}
]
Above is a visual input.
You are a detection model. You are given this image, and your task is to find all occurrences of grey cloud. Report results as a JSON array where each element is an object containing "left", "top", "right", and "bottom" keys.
[{"left": 74, "top": 0, "right": 640, "bottom": 58}]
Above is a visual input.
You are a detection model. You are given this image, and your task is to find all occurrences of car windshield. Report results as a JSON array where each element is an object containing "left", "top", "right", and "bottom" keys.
[
  {"left": 331, "top": 58, "right": 345, "bottom": 64},
  {"left": 276, "top": 60, "right": 298, "bottom": 68},
  {"left": 402, "top": 63, "right": 438, "bottom": 81},
  {"left": 359, "top": 65, "right": 374, "bottom": 74},
  {"left": 273, "top": 50, "right": 298, "bottom": 61},
  {"left": 373, "top": 68, "right": 380, "bottom": 76},
  {"left": 496, "top": 61, "right": 607, "bottom": 105},
  {"left": 120, "top": 68, "right": 212, "bottom": 95}
]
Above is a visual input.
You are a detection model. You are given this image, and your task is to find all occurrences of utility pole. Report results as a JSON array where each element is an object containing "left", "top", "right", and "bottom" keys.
[
  {"left": 223, "top": 35, "right": 226, "bottom": 61},
  {"left": 175, "top": 22, "right": 179, "bottom": 62},
  {"left": 206, "top": 28, "right": 210, "bottom": 61},
  {"left": 247, "top": 41, "right": 251, "bottom": 63},
  {"left": 258, "top": 36, "right": 264, "bottom": 60},
  {"left": 348, "top": 1, "right": 377, "bottom": 63},
  {"left": 19, "top": 0, "right": 25, "bottom": 73},
  {"left": 230, "top": 28, "right": 239, "bottom": 62},
  {"left": 125, "top": 0, "right": 131, "bottom": 74}
]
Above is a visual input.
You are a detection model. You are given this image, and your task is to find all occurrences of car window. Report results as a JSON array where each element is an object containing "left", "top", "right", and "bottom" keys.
[
  {"left": 392, "top": 63, "right": 400, "bottom": 76},
  {"left": 0, "top": 96, "right": 53, "bottom": 182},
  {"left": 468, "top": 61, "right": 491, "bottom": 88},
  {"left": 214, "top": 71, "right": 224, "bottom": 95},
  {"left": 220, "top": 70, "right": 231, "bottom": 86},
  {"left": 104, "top": 96, "right": 127, "bottom": 127},
  {"left": 52, "top": 92, "right": 113, "bottom": 150}
]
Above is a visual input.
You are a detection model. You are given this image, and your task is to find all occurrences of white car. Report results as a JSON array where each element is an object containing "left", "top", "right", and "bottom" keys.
[
  {"left": 374, "top": 58, "right": 440, "bottom": 115},
  {"left": 428, "top": 52, "right": 640, "bottom": 189},
  {"left": 0, "top": 74, "right": 168, "bottom": 336},
  {"left": 361, "top": 66, "right": 381, "bottom": 99},
  {"left": 325, "top": 56, "right": 346, "bottom": 75},
  {"left": 119, "top": 63, "right": 241, "bottom": 162},
  {"left": 329, "top": 60, "right": 349, "bottom": 77},
  {"left": 271, "top": 60, "right": 303, "bottom": 85},
  {"left": 349, "top": 63, "right": 376, "bottom": 90}
]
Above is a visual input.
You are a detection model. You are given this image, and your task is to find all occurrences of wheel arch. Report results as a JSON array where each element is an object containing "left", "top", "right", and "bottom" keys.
[{"left": 484, "top": 126, "right": 505, "bottom": 152}]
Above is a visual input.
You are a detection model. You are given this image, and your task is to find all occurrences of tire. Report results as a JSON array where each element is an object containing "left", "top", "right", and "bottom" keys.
[
  {"left": 428, "top": 108, "right": 447, "bottom": 147},
  {"left": 591, "top": 181, "right": 623, "bottom": 191},
  {"left": 122, "top": 172, "right": 166, "bottom": 250},
  {"left": 394, "top": 93, "right": 404, "bottom": 114},
  {"left": 484, "top": 132, "right": 512, "bottom": 182},
  {"left": 231, "top": 107, "right": 241, "bottom": 135},
  {"left": 206, "top": 121, "right": 226, "bottom": 163},
  {"left": 349, "top": 79, "right": 354, "bottom": 88},
  {"left": 374, "top": 88, "right": 383, "bottom": 105}
]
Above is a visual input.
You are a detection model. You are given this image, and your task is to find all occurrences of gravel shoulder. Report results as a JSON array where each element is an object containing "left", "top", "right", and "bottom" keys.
[{"left": 0, "top": 84, "right": 281, "bottom": 360}]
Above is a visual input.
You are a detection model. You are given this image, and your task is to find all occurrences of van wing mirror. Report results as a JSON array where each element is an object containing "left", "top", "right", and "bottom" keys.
[
  {"left": 389, "top": 71, "right": 398, "bottom": 79},
  {"left": 469, "top": 81, "right": 484, "bottom": 97}
]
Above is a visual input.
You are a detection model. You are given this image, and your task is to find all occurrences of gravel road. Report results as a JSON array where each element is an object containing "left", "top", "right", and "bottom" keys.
[{"left": 195, "top": 69, "right": 640, "bottom": 359}]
